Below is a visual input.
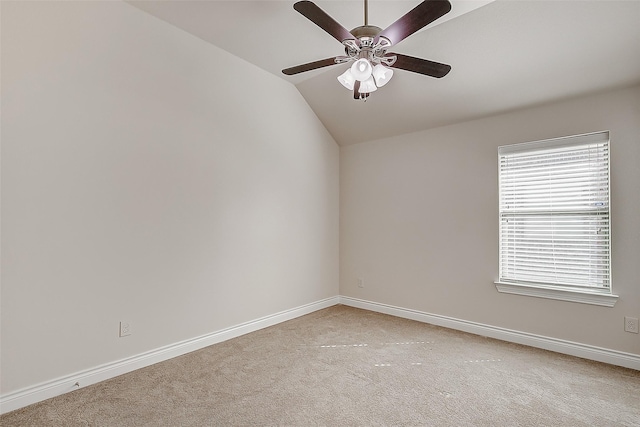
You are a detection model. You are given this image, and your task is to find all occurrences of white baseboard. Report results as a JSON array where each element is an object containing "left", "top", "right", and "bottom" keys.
[
  {"left": 339, "top": 296, "right": 640, "bottom": 371},
  {"left": 4, "top": 295, "right": 638, "bottom": 415},
  {"left": 0, "top": 296, "right": 340, "bottom": 415}
]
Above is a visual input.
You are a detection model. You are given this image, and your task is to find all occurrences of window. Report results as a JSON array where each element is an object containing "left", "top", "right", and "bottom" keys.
[{"left": 496, "top": 131, "right": 617, "bottom": 306}]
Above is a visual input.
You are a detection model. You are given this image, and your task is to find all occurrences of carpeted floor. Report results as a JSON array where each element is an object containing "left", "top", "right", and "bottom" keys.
[{"left": 2, "top": 305, "right": 639, "bottom": 426}]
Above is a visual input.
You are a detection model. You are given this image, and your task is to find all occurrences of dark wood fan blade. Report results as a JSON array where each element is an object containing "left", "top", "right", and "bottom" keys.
[
  {"left": 389, "top": 53, "right": 451, "bottom": 78},
  {"left": 282, "top": 57, "right": 338, "bottom": 75},
  {"left": 377, "top": 0, "right": 451, "bottom": 46},
  {"left": 294, "top": 1, "right": 356, "bottom": 43}
]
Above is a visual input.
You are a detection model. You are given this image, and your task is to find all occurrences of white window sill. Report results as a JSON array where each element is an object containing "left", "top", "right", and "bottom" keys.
[{"left": 495, "top": 281, "right": 618, "bottom": 307}]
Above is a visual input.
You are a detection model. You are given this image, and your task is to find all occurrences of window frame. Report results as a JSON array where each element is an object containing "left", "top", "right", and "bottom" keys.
[{"left": 494, "top": 131, "right": 617, "bottom": 307}]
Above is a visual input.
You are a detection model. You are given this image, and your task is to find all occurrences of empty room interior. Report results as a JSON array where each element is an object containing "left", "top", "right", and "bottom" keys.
[{"left": 1, "top": 0, "right": 639, "bottom": 424}]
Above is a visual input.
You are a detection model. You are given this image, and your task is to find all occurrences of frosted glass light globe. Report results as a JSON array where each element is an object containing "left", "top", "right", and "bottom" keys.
[
  {"left": 358, "top": 76, "right": 378, "bottom": 93},
  {"left": 337, "top": 69, "right": 355, "bottom": 90},
  {"left": 373, "top": 64, "right": 393, "bottom": 87},
  {"left": 350, "top": 58, "right": 373, "bottom": 82}
]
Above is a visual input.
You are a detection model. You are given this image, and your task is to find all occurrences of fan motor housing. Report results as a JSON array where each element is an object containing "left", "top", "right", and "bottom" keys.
[{"left": 351, "top": 25, "right": 382, "bottom": 39}]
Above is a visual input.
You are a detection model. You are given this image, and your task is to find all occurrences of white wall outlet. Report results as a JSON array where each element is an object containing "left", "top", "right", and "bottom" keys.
[
  {"left": 624, "top": 317, "right": 639, "bottom": 334},
  {"left": 357, "top": 278, "right": 364, "bottom": 288},
  {"left": 119, "top": 321, "right": 131, "bottom": 337}
]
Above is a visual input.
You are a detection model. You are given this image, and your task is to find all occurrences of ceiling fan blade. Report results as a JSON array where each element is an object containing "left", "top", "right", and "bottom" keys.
[
  {"left": 282, "top": 57, "right": 338, "bottom": 75},
  {"left": 389, "top": 53, "right": 451, "bottom": 78},
  {"left": 376, "top": 0, "right": 451, "bottom": 46},
  {"left": 294, "top": 1, "right": 356, "bottom": 43}
]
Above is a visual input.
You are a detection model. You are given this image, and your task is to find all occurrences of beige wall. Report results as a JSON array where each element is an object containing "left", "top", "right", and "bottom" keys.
[
  {"left": 340, "top": 85, "right": 640, "bottom": 355},
  {"left": 1, "top": 1, "right": 339, "bottom": 394}
]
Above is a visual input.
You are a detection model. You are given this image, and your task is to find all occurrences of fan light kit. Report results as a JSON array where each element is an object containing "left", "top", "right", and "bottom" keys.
[{"left": 283, "top": 0, "right": 452, "bottom": 100}]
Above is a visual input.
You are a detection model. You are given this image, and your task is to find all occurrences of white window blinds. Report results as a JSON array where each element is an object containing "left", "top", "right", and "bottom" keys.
[{"left": 498, "top": 131, "right": 611, "bottom": 291}]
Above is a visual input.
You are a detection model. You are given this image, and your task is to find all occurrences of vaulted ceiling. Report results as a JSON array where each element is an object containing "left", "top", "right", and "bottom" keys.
[{"left": 128, "top": 1, "right": 640, "bottom": 146}]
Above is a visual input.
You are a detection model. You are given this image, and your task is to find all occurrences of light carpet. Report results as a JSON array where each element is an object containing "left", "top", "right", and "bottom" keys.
[{"left": 2, "top": 305, "right": 639, "bottom": 426}]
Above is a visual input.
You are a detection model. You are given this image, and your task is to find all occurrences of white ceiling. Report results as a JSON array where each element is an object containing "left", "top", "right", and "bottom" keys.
[{"left": 128, "top": 0, "right": 640, "bottom": 146}]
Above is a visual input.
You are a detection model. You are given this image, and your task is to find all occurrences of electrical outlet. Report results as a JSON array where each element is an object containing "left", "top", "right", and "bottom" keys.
[
  {"left": 357, "top": 278, "right": 364, "bottom": 288},
  {"left": 624, "top": 317, "right": 639, "bottom": 334},
  {"left": 119, "top": 321, "right": 131, "bottom": 337}
]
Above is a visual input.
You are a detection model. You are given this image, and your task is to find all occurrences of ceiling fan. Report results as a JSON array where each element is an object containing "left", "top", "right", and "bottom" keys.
[{"left": 282, "top": 0, "right": 452, "bottom": 100}]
